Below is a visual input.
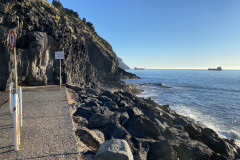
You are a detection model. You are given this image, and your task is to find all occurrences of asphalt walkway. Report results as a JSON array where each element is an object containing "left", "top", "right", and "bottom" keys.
[{"left": 0, "top": 86, "right": 79, "bottom": 160}]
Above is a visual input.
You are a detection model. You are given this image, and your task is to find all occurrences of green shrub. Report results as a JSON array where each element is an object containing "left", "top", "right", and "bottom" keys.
[
  {"left": 55, "top": 16, "right": 60, "bottom": 21},
  {"left": 41, "top": 1, "right": 46, "bottom": 6}
]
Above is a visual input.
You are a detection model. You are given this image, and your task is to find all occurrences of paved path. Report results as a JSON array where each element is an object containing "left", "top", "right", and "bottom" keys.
[{"left": 0, "top": 86, "right": 79, "bottom": 160}]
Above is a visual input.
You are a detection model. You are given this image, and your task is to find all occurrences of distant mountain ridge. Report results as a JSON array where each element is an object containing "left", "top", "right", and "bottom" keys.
[{"left": 118, "top": 57, "right": 130, "bottom": 69}]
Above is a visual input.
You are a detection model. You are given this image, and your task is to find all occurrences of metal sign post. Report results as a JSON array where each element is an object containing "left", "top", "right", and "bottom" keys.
[
  {"left": 60, "top": 59, "right": 61, "bottom": 89},
  {"left": 9, "top": 31, "right": 22, "bottom": 151},
  {"left": 55, "top": 51, "right": 64, "bottom": 89},
  {"left": 9, "top": 30, "right": 17, "bottom": 93},
  {"left": 14, "top": 46, "right": 18, "bottom": 92}
]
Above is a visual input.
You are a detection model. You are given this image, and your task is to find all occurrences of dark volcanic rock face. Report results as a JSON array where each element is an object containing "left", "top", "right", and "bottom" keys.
[{"left": 0, "top": 0, "right": 137, "bottom": 90}]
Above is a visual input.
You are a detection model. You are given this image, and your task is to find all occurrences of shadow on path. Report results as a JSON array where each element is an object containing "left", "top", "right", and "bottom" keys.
[{"left": 22, "top": 152, "right": 79, "bottom": 159}]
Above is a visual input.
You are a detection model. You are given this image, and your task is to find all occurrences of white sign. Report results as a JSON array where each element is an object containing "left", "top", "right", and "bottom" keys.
[{"left": 55, "top": 51, "right": 64, "bottom": 59}]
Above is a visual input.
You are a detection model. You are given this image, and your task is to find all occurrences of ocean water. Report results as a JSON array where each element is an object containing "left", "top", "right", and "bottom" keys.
[{"left": 125, "top": 69, "right": 240, "bottom": 140}]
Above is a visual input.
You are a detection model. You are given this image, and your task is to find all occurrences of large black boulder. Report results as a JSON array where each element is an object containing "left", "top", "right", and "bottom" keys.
[
  {"left": 124, "top": 115, "right": 161, "bottom": 139},
  {"left": 89, "top": 113, "right": 112, "bottom": 129},
  {"left": 103, "top": 101, "right": 119, "bottom": 111},
  {"left": 102, "top": 123, "right": 129, "bottom": 140},
  {"left": 198, "top": 135, "right": 236, "bottom": 159},
  {"left": 174, "top": 140, "right": 213, "bottom": 160},
  {"left": 73, "top": 107, "right": 92, "bottom": 120},
  {"left": 147, "top": 140, "right": 175, "bottom": 160}
]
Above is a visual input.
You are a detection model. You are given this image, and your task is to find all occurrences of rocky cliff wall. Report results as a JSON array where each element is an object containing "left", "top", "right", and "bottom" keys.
[
  {"left": 0, "top": 0, "right": 135, "bottom": 91},
  {"left": 118, "top": 57, "right": 130, "bottom": 70}
]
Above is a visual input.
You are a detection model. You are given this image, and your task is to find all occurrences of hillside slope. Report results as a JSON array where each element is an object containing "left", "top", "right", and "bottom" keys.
[{"left": 0, "top": 0, "right": 136, "bottom": 90}]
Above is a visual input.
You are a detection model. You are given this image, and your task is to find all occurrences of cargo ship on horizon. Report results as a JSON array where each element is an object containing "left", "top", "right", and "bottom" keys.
[
  {"left": 208, "top": 66, "right": 222, "bottom": 71},
  {"left": 134, "top": 67, "right": 145, "bottom": 70}
]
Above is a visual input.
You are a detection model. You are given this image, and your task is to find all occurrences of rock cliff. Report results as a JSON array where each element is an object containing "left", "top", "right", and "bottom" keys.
[
  {"left": 0, "top": 0, "right": 137, "bottom": 91},
  {"left": 118, "top": 57, "right": 130, "bottom": 70}
]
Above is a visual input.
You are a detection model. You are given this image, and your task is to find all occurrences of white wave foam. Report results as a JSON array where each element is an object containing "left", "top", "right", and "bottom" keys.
[
  {"left": 137, "top": 84, "right": 240, "bottom": 143},
  {"left": 170, "top": 105, "right": 240, "bottom": 141},
  {"left": 138, "top": 92, "right": 156, "bottom": 98},
  {"left": 137, "top": 89, "right": 157, "bottom": 98},
  {"left": 236, "top": 140, "right": 240, "bottom": 148},
  {"left": 218, "top": 130, "right": 240, "bottom": 140}
]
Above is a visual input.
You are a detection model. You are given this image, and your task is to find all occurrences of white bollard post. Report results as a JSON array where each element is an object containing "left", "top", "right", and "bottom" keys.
[
  {"left": 18, "top": 87, "right": 22, "bottom": 126},
  {"left": 13, "top": 94, "right": 20, "bottom": 151},
  {"left": 9, "top": 83, "right": 13, "bottom": 113},
  {"left": 11, "top": 84, "right": 13, "bottom": 113}
]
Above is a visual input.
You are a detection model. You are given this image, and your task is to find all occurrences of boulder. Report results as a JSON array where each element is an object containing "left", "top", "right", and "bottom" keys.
[
  {"left": 173, "top": 117, "right": 188, "bottom": 126},
  {"left": 143, "top": 97, "right": 159, "bottom": 106},
  {"left": 72, "top": 116, "right": 88, "bottom": 127},
  {"left": 144, "top": 108, "right": 158, "bottom": 119},
  {"left": 89, "top": 106, "right": 113, "bottom": 116},
  {"left": 184, "top": 123, "right": 202, "bottom": 135},
  {"left": 153, "top": 118, "right": 166, "bottom": 132},
  {"left": 89, "top": 113, "right": 112, "bottom": 129},
  {"left": 85, "top": 88, "right": 100, "bottom": 97},
  {"left": 102, "top": 123, "right": 129, "bottom": 139},
  {"left": 126, "top": 107, "right": 144, "bottom": 117},
  {"left": 85, "top": 100, "right": 100, "bottom": 107},
  {"left": 201, "top": 128, "right": 219, "bottom": 138},
  {"left": 118, "top": 98, "right": 134, "bottom": 108},
  {"left": 124, "top": 115, "right": 161, "bottom": 139},
  {"left": 211, "top": 153, "right": 228, "bottom": 160},
  {"left": 147, "top": 140, "right": 175, "bottom": 160},
  {"left": 157, "top": 115, "right": 173, "bottom": 127},
  {"left": 73, "top": 107, "right": 92, "bottom": 120},
  {"left": 159, "top": 105, "right": 172, "bottom": 113},
  {"left": 175, "top": 140, "right": 213, "bottom": 160},
  {"left": 95, "top": 139, "right": 134, "bottom": 160},
  {"left": 118, "top": 99, "right": 129, "bottom": 108},
  {"left": 119, "top": 91, "right": 135, "bottom": 100},
  {"left": 198, "top": 135, "right": 236, "bottom": 159},
  {"left": 103, "top": 101, "right": 119, "bottom": 111},
  {"left": 118, "top": 112, "right": 129, "bottom": 126},
  {"left": 97, "top": 95, "right": 112, "bottom": 103},
  {"left": 102, "top": 91, "right": 121, "bottom": 102},
  {"left": 163, "top": 127, "right": 189, "bottom": 140},
  {"left": 134, "top": 149, "right": 148, "bottom": 160},
  {"left": 75, "top": 127, "right": 105, "bottom": 150}
]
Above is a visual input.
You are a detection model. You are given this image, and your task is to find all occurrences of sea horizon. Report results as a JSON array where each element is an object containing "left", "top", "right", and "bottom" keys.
[
  {"left": 125, "top": 69, "right": 240, "bottom": 141},
  {"left": 127, "top": 68, "right": 240, "bottom": 71}
]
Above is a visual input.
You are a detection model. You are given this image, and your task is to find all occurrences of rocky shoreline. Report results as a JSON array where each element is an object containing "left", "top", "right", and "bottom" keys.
[
  {"left": 1, "top": 1, "right": 240, "bottom": 159},
  {"left": 67, "top": 84, "right": 240, "bottom": 160}
]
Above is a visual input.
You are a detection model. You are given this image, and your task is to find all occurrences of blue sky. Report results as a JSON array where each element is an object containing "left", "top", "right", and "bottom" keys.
[{"left": 48, "top": 0, "right": 240, "bottom": 69}]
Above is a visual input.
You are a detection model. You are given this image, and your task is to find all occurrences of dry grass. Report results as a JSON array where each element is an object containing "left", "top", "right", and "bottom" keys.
[{"left": 66, "top": 89, "right": 79, "bottom": 105}]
